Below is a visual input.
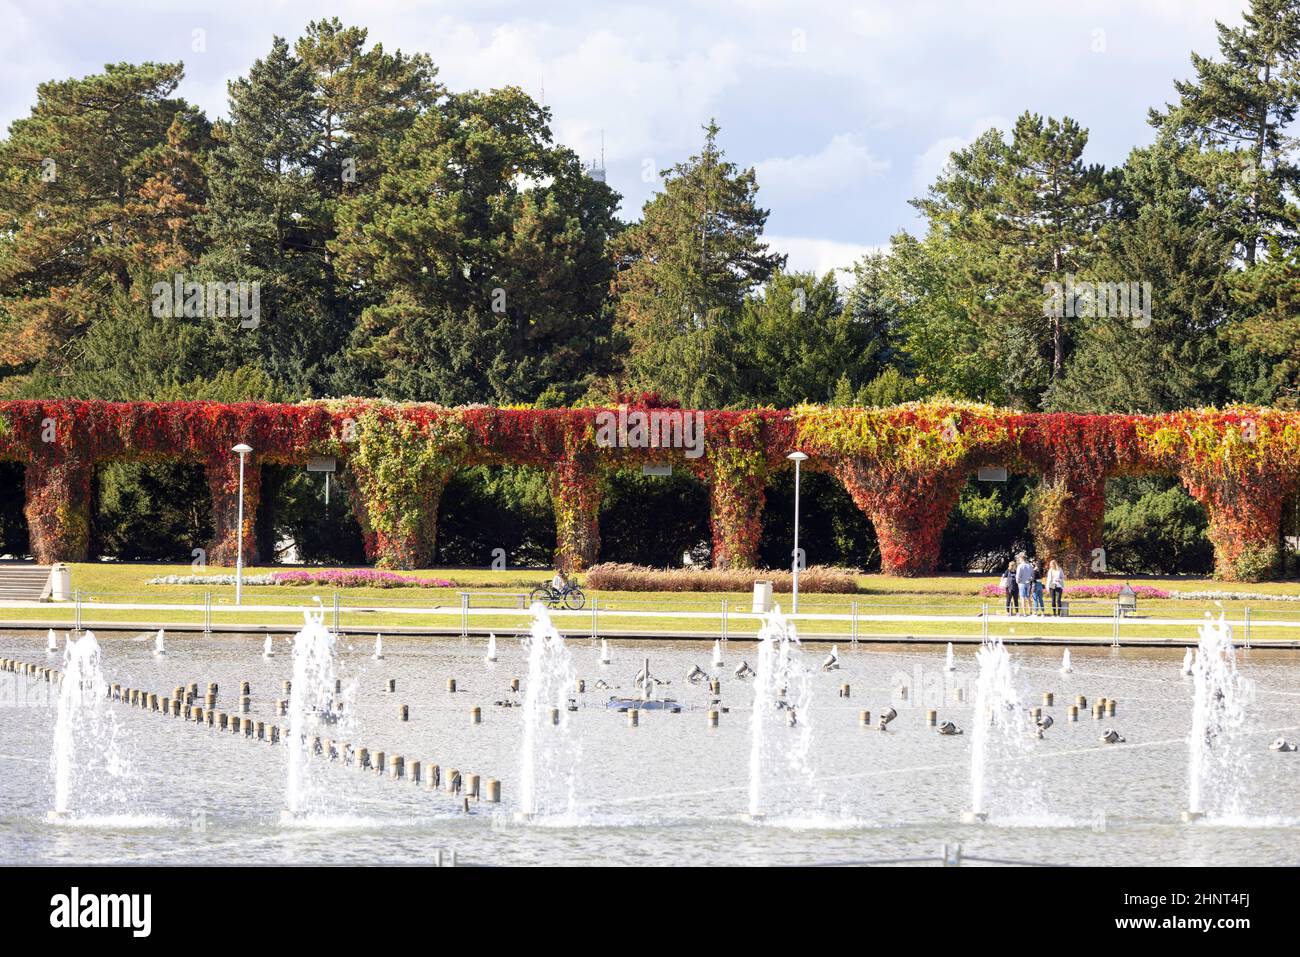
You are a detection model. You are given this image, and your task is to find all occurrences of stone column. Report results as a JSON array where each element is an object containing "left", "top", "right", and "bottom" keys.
[
  {"left": 206, "top": 452, "right": 261, "bottom": 567},
  {"left": 836, "top": 460, "right": 966, "bottom": 576},
  {"left": 549, "top": 458, "right": 601, "bottom": 572},
  {"left": 1029, "top": 476, "right": 1107, "bottom": 578},
  {"left": 24, "top": 455, "right": 94, "bottom": 564},
  {"left": 706, "top": 466, "right": 763, "bottom": 569}
]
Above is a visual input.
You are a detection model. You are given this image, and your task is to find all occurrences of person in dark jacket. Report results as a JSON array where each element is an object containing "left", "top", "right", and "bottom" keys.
[{"left": 1001, "top": 560, "right": 1019, "bottom": 615}]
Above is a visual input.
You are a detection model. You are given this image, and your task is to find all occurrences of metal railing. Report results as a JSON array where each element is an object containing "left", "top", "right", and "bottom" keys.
[
  {"left": 800, "top": 843, "right": 1067, "bottom": 867},
  {"left": 11, "top": 588, "right": 1300, "bottom": 646}
]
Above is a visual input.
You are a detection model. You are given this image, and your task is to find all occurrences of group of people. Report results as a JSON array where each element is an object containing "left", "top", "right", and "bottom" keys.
[{"left": 1001, "top": 552, "right": 1065, "bottom": 617}]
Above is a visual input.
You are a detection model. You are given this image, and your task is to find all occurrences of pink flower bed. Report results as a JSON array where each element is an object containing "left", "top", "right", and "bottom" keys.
[
  {"left": 270, "top": 569, "right": 454, "bottom": 589},
  {"left": 978, "top": 582, "right": 1170, "bottom": 600}
]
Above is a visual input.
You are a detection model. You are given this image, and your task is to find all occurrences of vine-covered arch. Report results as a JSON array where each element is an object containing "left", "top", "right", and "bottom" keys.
[{"left": 1, "top": 399, "right": 1296, "bottom": 581}]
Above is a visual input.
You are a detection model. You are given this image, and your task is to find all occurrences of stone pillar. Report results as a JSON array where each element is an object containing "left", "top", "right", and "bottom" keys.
[
  {"left": 836, "top": 461, "right": 966, "bottom": 576},
  {"left": 1182, "top": 471, "right": 1288, "bottom": 582},
  {"left": 367, "top": 479, "right": 446, "bottom": 570},
  {"left": 706, "top": 466, "right": 763, "bottom": 569},
  {"left": 346, "top": 470, "right": 448, "bottom": 570},
  {"left": 549, "top": 458, "right": 601, "bottom": 572},
  {"left": 205, "top": 453, "right": 261, "bottom": 567},
  {"left": 24, "top": 455, "right": 93, "bottom": 563},
  {"left": 1029, "top": 476, "right": 1107, "bottom": 578}
]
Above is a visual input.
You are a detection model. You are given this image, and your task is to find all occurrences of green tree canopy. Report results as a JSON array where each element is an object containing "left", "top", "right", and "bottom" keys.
[
  {"left": 332, "top": 86, "right": 620, "bottom": 403},
  {"left": 610, "top": 121, "right": 785, "bottom": 407},
  {"left": 0, "top": 62, "right": 207, "bottom": 390}
]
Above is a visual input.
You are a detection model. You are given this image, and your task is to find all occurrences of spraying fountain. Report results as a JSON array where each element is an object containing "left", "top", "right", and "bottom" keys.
[
  {"left": 485, "top": 633, "right": 498, "bottom": 662},
  {"left": 262, "top": 635, "right": 274, "bottom": 659},
  {"left": 516, "top": 603, "right": 581, "bottom": 822},
  {"left": 283, "top": 610, "right": 347, "bottom": 822},
  {"left": 372, "top": 634, "right": 384, "bottom": 660},
  {"left": 1181, "top": 648, "right": 1195, "bottom": 676},
  {"left": 1182, "top": 614, "right": 1252, "bottom": 823},
  {"left": 961, "top": 635, "right": 1044, "bottom": 824},
  {"left": 712, "top": 640, "right": 724, "bottom": 668},
  {"left": 152, "top": 629, "right": 165, "bottom": 657},
  {"left": 945, "top": 642, "right": 956, "bottom": 672},
  {"left": 599, "top": 639, "right": 611, "bottom": 665},
  {"left": 49, "top": 632, "right": 130, "bottom": 821},
  {"left": 1060, "top": 648, "right": 1072, "bottom": 675},
  {"left": 748, "top": 605, "right": 820, "bottom": 822},
  {"left": 46, "top": 629, "right": 58, "bottom": 655}
]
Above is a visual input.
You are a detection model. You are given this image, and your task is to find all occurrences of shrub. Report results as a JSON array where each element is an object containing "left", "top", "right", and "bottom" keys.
[
  {"left": 148, "top": 573, "right": 276, "bottom": 586},
  {"left": 939, "top": 475, "right": 1034, "bottom": 573},
  {"left": 582, "top": 562, "right": 860, "bottom": 593},
  {"left": 600, "top": 470, "right": 711, "bottom": 567},
  {"left": 1103, "top": 481, "right": 1212, "bottom": 575},
  {"left": 269, "top": 569, "right": 454, "bottom": 588},
  {"left": 1228, "top": 543, "right": 1280, "bottom": 584}
]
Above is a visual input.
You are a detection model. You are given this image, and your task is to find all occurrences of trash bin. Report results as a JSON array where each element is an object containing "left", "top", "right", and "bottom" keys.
[
  {"left": 752, "top": 581, "right": 773, "bottom": 614},
  {"left": 49, "top": 563, "right": 71, "bottom": 601}
]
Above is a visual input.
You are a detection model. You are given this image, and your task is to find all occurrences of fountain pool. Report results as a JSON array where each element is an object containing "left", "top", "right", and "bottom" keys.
[{"left": 2, "top": 629, "right": 1299, "bottom": 866}]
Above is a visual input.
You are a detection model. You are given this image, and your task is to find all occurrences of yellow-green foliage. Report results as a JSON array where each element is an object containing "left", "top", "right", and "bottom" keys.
[
  {"left": 1136, "top": 407, "right": 1300, "bottom": 476},
  {"left": 791, "top": 401, "right": 1011, "bottom": 469}
]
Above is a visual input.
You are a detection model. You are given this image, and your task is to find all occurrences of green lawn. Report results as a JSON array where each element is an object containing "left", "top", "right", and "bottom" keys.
[{"left": 3, "top": 562, "right": 1297, "bottom": 643}]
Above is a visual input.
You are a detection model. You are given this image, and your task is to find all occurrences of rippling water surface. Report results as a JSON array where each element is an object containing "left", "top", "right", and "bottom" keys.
[{"left": 2, "top": 630, "right": 1298, "bottom": 866}]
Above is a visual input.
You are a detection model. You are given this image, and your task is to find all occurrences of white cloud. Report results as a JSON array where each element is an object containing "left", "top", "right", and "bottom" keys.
[
  {"left": 765, "top": 234, "right": 881, "bottom": 279},
  {"left": 755, "top": 134, "right": 889, "bottom": 204},
  {"left": 912, "top": 115, "right": 1011, "bottom": 194},
  {"left": 0, "top": 0, "right": 1251, "bottom": 248}
]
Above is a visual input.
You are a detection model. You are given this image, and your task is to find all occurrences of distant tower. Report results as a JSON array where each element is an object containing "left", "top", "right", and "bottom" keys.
[{"left": 587, "top": 130, "right": 606, "bottom": 183}]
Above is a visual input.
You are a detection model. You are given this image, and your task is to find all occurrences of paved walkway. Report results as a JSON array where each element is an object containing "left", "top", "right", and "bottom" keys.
[
  {"left": 1, "top": 598, "right": 1297, "bottom": 647},
  {"left": 1, "top": 597, "right": 1298, "bottom": 626}
]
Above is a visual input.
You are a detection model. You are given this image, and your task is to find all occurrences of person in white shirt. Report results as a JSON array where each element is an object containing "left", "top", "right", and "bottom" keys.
[
  {"left": 1014, "top": 553, "right": 1034, "bottom": 617},
  {"left": 1046, "top": 559, "right": 1065, "bottom": 616}
]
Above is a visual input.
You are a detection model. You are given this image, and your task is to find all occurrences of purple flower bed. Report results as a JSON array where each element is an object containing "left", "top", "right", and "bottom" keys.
[
  {"left": 270, "top": 569, "right": 454, "bottom": 589},
  {"left": 978, "top": 582, "right": 1170, "bottom": 600}
]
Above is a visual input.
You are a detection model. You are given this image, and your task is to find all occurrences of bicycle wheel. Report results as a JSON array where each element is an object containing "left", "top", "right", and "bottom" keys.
[
  {"left": 564, "top": 588, "right": 585, "bottom": 611},
  {"left": 528, "top": 586, "right": 552, "bottom": 606}
]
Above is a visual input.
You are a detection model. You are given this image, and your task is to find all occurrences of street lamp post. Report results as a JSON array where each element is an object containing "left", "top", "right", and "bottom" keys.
[
  {"left": 232, "top": 443, "right": 252, "bottom": 606},
  {"left": 787, "top": 451, "right": 808, "bottom": 613}
]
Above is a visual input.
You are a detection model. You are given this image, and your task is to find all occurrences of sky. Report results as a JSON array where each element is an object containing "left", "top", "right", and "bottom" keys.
[{"left": 0, "top": 0, "right": 1251, "bottom": 277}]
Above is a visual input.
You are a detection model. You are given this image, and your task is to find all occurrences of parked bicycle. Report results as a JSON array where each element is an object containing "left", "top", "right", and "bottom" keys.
[{"left": 529, "top": 582, "right": 586, "bottom": 610}]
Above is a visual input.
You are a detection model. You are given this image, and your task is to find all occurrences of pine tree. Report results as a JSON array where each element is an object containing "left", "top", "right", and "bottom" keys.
[
  {"left": 1150, "top": 0, "right": 1300, "bottom": 265},
  {"left": 332, "top": 87, "right": 619, "bottom": 403},
  {"left": 202, "top": 23, "right": 439, "bottom": 396},
  {"left": 911, "top": 114, "right": 1111, "bottom": 403},
  {"left": 1048, "top": 140, "right": 1234, "bottom": 412},
  {"left": 610, "top": 121, "right": 785, "bottom": 408},
  {"left": 730, "top": 271, "right": 884, "bottom": 407},
  {"left": 0, "top": 62, "right": 203, "bottom": 387}
]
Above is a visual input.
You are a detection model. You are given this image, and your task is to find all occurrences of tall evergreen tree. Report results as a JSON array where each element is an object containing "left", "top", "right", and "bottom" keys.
[
  {"left": 913, "top": 114, "right": 1111, "bottom": 403},
  {"left": 0, "top": 62, "right": 204, "bottom": 390},
  {"left": 1048, "top": 140, "right": 1234, "bottom": 412},
  {"left": 1150, "top": 0, "right": 1300, "bottom": 266},
  {"left": 729, "top": 271, "right": 883, "bottom": 407},
  {"left": 332, "top": 87, "right": 619, "bottom": 403},
  {"left": 202, "top": 22, "right": 439, "bottom": 396},
  {"left": 610, "top": 121, "right": 785, "bottom": 408}
]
